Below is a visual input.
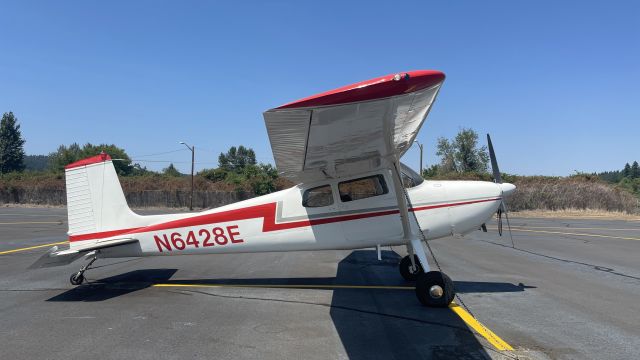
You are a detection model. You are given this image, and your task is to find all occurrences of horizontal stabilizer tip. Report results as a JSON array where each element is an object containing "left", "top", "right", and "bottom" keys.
[{"left": 29, "top": 246, "right": 83, "bottom": 269}]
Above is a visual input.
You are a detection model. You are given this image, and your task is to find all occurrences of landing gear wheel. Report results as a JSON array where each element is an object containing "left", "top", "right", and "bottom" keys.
[
  {"left": 70, "top": 272, "right": 85, "bottom": 286},
  {"left": 415, "top": 271, "right": 455, "bottom": 307},
  {"left": 399, "top": 255, "right": 423, "bottom": 281}
]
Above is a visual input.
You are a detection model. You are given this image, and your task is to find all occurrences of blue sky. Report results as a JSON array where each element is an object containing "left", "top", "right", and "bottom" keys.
[{"left": 1, "top": 1, "right": 638, "bottom": 175}]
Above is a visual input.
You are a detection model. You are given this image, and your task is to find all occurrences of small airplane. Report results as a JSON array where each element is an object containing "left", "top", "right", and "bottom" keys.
[{"left": 32, "top": 70, "right": 516, "bottom": 307}]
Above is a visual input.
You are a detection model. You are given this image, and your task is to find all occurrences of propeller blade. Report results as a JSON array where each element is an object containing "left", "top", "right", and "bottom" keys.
[
  {"left": 487, "top": 134, "right": 515, "bottom": 247},
  {"left": 487, "top": 134, "right": 502, "bottom": 184}
]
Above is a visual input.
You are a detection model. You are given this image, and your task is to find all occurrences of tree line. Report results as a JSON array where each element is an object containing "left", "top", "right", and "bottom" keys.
[
  {"left": 598, "top": 161, "right": 640, "bottom": 182},
  {"left": 0, "top": 112, "right": 26, "bottom": 173},
  {"left": 48, "top": 143, "right": 279, "bottom": 195},
  {"left": 0, "top": 112, "right": 279, "bottom": 195},
  {"left": 2, "top": 110, "right": 639, "bottom": 198},
  {"left": 597, "top": 161, "right": 640, "bottom": 196}
]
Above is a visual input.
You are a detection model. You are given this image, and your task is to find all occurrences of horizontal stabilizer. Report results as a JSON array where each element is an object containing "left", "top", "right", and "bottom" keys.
[
  {"left": 29, "top": 246, "right": 84, "bottom": 269},
  {"left": 29, "top": 238, "right": 139, "bottom": 269}
]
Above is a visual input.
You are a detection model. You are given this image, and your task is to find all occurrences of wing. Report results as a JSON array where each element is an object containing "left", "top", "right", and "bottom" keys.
[{"left": 263, "top": 70, "right": 445, "bottom": 183}]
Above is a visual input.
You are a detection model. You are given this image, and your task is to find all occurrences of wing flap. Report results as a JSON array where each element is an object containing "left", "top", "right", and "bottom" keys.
[{"left": 264, "top": 109, "right": 311, "bottom": 178}]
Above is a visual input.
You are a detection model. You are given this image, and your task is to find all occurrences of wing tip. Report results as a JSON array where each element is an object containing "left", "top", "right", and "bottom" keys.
[{"left": 274, "top": 70, "right": 445, "bottom": 110}]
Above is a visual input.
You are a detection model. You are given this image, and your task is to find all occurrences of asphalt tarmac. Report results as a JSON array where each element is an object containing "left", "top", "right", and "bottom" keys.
[{"left": 1, "top": 207, "right": 639, "bottom": 359}]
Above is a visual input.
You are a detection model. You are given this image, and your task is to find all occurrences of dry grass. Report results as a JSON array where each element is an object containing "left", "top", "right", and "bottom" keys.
[
  {"left": 2, "top": 172, "right": 639, "bottom": 213},
  {"left": 509, "top": 176, "right": 639, "bottom": 214},
  {"left": 428, "top": 172, "right": 640, "bottom": 214},
  {"left": 511, "top": 209, "right": 640, "bottom": 220}
]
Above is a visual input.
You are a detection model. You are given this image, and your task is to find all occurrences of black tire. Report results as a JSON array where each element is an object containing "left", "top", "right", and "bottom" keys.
[
  {"left": 399, "top": 255, "right": 423, "bottom": 281},
  {"left": 415, "top": 271, "right": 455, "bottom": 307},
  {"left": 70, "top": 273, "right": 84, "bottom": 286}
]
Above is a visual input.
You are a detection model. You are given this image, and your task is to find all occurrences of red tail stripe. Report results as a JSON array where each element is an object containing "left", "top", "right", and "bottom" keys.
[
  {"left": 65, "top": 153, "right": 112, "bottom": 170},
  {"left": 68, "top": 197, "right": 501, "bottom": 242}
]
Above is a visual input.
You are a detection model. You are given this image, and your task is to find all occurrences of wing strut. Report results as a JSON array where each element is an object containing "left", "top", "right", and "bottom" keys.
[{"left": 389, "top": 156, "right": 430, "bottom": 273}]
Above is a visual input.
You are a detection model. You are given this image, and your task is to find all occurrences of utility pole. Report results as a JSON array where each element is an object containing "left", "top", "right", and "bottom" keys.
[
  {"left": 180, "top": 141, "right": 195, "bottom": 211},
  {"left": 414, "top": 140, "right": 424, "bottom": 176}
]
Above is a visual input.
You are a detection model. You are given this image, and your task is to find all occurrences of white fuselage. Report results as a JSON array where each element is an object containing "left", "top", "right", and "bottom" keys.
[{"left": 96, "top": 169, "right": 504, "bottom": 259}]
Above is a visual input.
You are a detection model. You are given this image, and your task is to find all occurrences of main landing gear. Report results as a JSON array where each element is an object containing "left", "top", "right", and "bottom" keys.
[
  {"left": 399, "top": 241, "right": 456, "bottom": 307},
  {"left": 69, "top": 253, "right": 98, "bottom": 286},
  {"left": 415, "top": 271, "right": 455, "bottom": 307},
  {"left": 399, "top": 254, "right": 423, "bottom": 281}
]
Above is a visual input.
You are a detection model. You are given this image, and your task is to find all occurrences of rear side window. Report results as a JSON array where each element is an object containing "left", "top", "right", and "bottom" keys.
[
  {"left": 338, "top": 175, "right": 388, "bottom": 202},
  {"left": 302, "top": 185, "right": 334, "bottom": 208}
]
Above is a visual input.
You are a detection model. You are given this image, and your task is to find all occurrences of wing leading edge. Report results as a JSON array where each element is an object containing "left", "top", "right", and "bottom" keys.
[{"left": 263, "top": 70, "right": 445, "bottom": 183}]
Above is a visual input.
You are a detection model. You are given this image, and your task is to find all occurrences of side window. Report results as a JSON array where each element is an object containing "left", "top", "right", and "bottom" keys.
[
  {"left": 302, "top": 185, "right": 334, "bottom": 208},
  {"left": 338, "top": 175, "right": 388, "bottom": 202}
]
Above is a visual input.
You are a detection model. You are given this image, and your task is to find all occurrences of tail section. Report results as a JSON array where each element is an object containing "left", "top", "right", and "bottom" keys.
[{"left": 65, "top": 153, "right": 144, "bottom": 249}]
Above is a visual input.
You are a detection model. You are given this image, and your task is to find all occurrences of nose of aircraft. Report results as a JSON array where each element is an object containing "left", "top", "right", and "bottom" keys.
[{"left": 498, "top": 183, "right": 516, "bottom": 197}]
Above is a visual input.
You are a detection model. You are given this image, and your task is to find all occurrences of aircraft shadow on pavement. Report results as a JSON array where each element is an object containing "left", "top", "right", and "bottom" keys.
[
  {"left": 46, "top": 268, "right": 178, "bottom": 302},
  {"left": 44, "top": 250, "right": 531, "bottom": 358},
  {"left": 328, "top": 250, "right": 525, "bottom": 360}
]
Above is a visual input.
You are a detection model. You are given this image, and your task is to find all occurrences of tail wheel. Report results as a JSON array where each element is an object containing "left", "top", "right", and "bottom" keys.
[
  {"left": 399, "top": 254, "right": 423, "bottom": 281},
  {"left": 70, "top": 273, "right": 84, "bottom": 286},
  {"left": 415, "top": 271, "right": 455, "bottom": 307}
]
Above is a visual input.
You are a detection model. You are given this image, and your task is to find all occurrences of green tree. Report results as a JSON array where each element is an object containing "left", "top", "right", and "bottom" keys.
[
  {"left": 435, "top": 128, "right": 489, "bottom": 174},
  {"left": 24, "top": 154, "right": 51, "bottom": 171},
  {"left": 218, "top": 145, "right": 256, "bottom": 172},
  {"left": 162, "top": 163, "right": 182, "bottom": 177},
  {"left": 0, "top": 112, "right": 26, "bottom": 173},
  {"left": 422, "top": 164, "right": 440, "bottom": 178},
  {"left": 130, "top": 163, "right": 155, "bottom": 176},
  {"left": 631, "top": 161, "right": 640, "bottom": 179},
  {"left": 623, "top": 163, "right": 631, "bottom": 178},
  {"left": 435, "top": 138, "right": 457, "bottom": 173},
  {"left": 201, "top": 145, "right": 279, "bottom": 195},
  {"left": 198, "top": 168, "right": 229, "bottom": 182},
  {"left": 244, "top": 163, "right": 279, "bottom": 195},
  {"left": 49, "top": 143, "right": 133, "bottom": 175}
]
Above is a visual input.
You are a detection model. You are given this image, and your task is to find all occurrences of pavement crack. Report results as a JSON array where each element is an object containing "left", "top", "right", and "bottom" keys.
[
  {"left": 480, "top": 239, "right": 640, "bottom": 281},
  {"left": 173, "top": 288, "right": 474, "bottom": 333},
  {"left": 163, "top": 288, "right": 521, "bottom": 359}
]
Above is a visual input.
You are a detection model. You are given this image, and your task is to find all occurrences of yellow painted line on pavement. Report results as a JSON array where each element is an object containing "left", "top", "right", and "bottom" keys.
[
  {"left": 155, "top": 283, "right": 514, "bottom": 351},
  {"left": 493, "top": 227, "right": 640, "bottom": 241},
  {"left": 0, "top": 221, "right": 62, "bottom": 225},
  {"left": 506, "top": 225, "right": 640, "bottom": 232},
  {"left": 449, "top": 303, "right": 514, "bottom": 351},
  {"left": 512, "top": 215, "right": 640, "bottom": 221},
  {"left": 0, "top": 213, "right": 61, "bottom": 217},
  {"left": 0, "top": 241, "right": 68, "bottom": 255},
  {"left": 154, "top": 283, "right": 414, "bottom": 290}
]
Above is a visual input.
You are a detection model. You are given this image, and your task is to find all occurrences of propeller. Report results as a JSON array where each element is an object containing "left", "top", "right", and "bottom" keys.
[{"left": 487, "top": 134, "right": 516, "bottom": 248}]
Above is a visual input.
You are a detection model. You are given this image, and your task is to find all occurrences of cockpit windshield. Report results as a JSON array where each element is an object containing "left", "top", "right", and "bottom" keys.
[{"left": 400, "top": 162, "right": 424, "bottom": 188}]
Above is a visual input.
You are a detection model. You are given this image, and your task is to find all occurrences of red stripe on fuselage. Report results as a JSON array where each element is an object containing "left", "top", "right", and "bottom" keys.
[
  {"left": 68, "top": 197, "right": 501, "bottom": 242},
  {"left": 69, "top": 227, "right": 146, "bottom": 242}
]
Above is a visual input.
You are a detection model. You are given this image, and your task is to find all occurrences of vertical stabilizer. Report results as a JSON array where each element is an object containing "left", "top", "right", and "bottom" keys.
[{"left": 65, "top": 153, "right": 144, "bottom": 248}]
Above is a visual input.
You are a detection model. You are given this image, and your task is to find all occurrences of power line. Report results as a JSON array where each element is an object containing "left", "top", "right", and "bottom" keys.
[
  {"left": 131, "top": 148, "right": 188, "bottom": 158},
  {"left": 132, "top": 159, "right": 220, "bottom": 165}
]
